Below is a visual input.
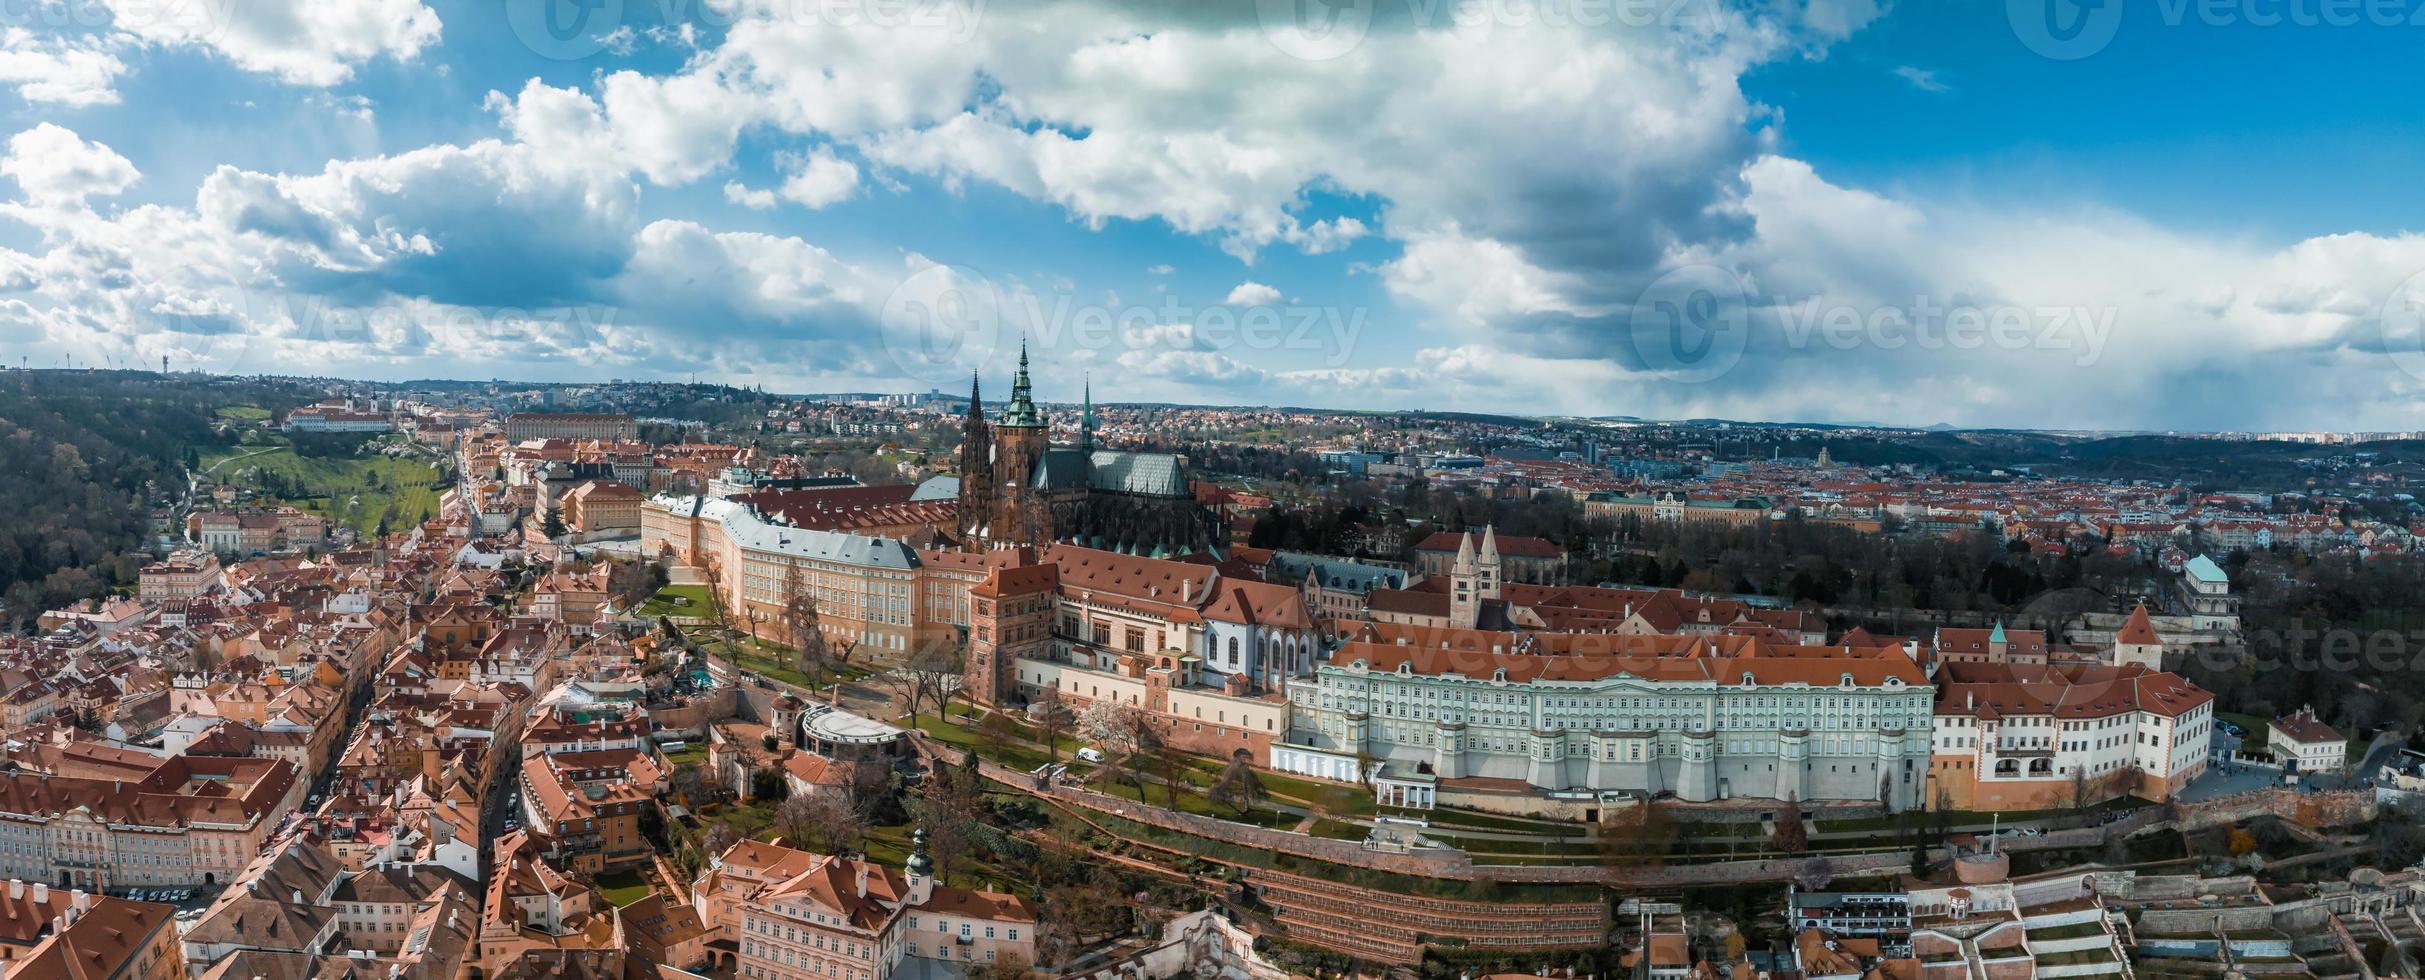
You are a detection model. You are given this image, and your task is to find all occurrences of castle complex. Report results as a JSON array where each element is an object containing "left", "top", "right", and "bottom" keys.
[{"left": 954, "top": 347, "right": 1220, "bottom": 556}]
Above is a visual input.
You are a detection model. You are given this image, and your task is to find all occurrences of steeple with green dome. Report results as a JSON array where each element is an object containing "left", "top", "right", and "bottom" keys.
[{"left": 997, "top": 342, "right": 1046, "bottom": 429}]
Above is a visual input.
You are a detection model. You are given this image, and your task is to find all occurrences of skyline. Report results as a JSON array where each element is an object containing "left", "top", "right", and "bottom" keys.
[{"left": 4, "top": 0, "right": 2425, "bottom": 429}]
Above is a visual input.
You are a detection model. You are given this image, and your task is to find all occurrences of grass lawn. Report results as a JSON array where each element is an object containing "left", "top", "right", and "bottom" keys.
[
  {"left": 215, "top": 405, "right": 271, "bottom": 420},
  {"left": 639, "top": 585, "right": 713, "bottom": 619},
  {"left": 1306, "top": 818, "right": 1369, "bottom": 841},
  {"left": 664, "top": 744, "right": 707, "bottom": 767},
  {"left": 596, "top": 870, "right": 654, "bottom": 908},
  {"left": 201, "top": 434, "right": 448, "bottom": 535}
]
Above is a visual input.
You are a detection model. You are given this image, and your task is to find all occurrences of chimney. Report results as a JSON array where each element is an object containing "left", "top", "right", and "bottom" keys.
[
  {"left": 1181, "top": 579, "right": 1191, "bottom": 603},
  {"left": 31, "top": 882, "right": 45, "bottom": 904},
  {"left": 855, "top": 863, "right": 870, "bottom": 898},
  {"left": 5, "top": 880, "right": 18, "bottom": 900}
]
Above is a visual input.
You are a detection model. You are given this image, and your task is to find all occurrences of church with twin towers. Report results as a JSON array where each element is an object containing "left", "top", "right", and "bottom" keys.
[{"left": 953, "top": 345, "right": 1224, "bottom": 557}]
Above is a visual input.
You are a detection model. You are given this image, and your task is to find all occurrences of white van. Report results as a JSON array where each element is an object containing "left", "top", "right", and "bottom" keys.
[{"left": 1075, "top": 747, "right": 1106, "bottom": 764}]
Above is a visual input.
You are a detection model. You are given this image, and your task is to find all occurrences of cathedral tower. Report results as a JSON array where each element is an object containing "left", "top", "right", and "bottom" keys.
[
  {"left": 992, "top": 344, "right": 1051, "bottom": 545},
  {"left": 957, "top": 372, "right": 993, "bottom": 541}
]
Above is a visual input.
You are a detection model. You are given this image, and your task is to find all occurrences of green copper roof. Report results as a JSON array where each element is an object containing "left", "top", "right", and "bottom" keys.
[{"left": 998, "top": 344, "right": 1046, "bottom": 428}]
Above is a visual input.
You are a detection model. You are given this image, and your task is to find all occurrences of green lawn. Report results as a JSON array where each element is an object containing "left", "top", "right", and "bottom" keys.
[
  {"left": 215, "top": 405, "right": 272, "bottom": 420},
  {"left": 663, "top": 744, "right": 707, "bottom": 767},
  {"left": 201, "top": 434, "right": 448, "bottom": 536},
  {"left": 638, "top": 585, "right": 712, "bottom": 618},
  {"left": 596, "top": 870, "right": 654, "bottom": 908}
]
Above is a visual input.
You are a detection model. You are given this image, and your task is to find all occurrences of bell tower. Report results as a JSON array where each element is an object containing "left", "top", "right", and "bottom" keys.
[{"left": 992, "top": 344, "right": 1051, "bottom": 546}]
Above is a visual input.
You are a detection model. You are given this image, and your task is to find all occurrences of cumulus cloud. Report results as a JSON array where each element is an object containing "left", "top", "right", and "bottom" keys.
[
  {"left": 98, "top": 0, "right": 441, "bottom": 86},
  {"left": 1, "top": 124, "right": 137, "bottom": 209},
  {"left": 1222, "top": 281, "right": 1282, "bottom": 306},
  {"left": 778, "top": 149, "right": 860, "bottom": 209},
  {"left": 0, "top": 29, "right": 128, "bottom": 106}
]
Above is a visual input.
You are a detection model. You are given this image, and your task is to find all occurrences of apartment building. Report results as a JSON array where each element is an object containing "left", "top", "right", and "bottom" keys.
[
  {"left": 0, "top": 755, "right": 300, "bottom": 891},
  {"left": 518, "top": 749, "right": 657, "bottom": 875},
  {"left": 503, "top": 413, "right": 637, "bottom": 442},
  {"left": 137, "top": 551, "right": 221, "bottom": 601},
  {"left": 693, "top": 833, "right": 1036, "bottom": 980},
  {"left": 0, "top": 884, "right": 181, "bottom": 980}
]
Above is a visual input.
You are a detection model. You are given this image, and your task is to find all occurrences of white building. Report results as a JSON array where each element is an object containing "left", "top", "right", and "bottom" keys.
[
  {"left": 1277, "top": 637, "right": 1935, "bottom": 809},
  {"left": 2268, "top": 707, "right": 2346, "bottom": 774}
]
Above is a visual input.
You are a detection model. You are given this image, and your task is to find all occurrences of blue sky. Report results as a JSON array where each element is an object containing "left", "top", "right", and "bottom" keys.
[{"left": 2, "top": 0, "right": 2423, "bottom": 429}]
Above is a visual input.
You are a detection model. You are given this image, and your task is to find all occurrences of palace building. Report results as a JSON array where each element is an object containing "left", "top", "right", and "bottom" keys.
[{"left": 1276, "top": 634, "right": 1936, "bottom": 810}]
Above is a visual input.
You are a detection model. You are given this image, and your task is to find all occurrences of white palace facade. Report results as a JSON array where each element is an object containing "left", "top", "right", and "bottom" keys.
[{"left": 1275, "top": 634, "right": 1937, "bottom": 810}]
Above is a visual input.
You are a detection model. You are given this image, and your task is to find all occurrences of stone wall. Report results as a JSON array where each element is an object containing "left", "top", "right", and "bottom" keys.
[{"left": 646, "top": 686, "right": 742, "bottom": 737}]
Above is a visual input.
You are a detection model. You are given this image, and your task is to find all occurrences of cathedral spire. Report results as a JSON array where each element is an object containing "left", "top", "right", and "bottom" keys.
[
  {"left": 1080, "top": 374, "right": 1095, "bottom": 451},
  {"left": 998, "top": 340, "right": 1046, "bottom": 428}
]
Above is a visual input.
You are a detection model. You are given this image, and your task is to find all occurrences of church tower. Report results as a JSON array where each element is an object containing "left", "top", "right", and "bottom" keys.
[
  {"left": 1079, "top": 375, "right": 1096, "bottom": 453},
  {"left": 1450, "top": 531, "right": 1481, "bottom": 629},
  {"left": 992, "top": 344, "right": 1051, "bottom": 546},
  {"left": 957, "top": 372, "right": 993, "bottom": 543},
  {"left": 1477, "top": 524, "right": 1504, "bottom": 598}
]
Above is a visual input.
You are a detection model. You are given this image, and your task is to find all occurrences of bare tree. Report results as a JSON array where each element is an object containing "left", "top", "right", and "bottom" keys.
[
  {"left": 2066, "top": 766, "right": 2093, "bottom": 827},
  {"left": 893, "top": 637, "right": 966, "bottom": 728},
  {"left": 1772, "top": 793, "right": 1808, "bottom": 853},
  {"left": 1078, "top": 700, "right": 1163, "bottom": 804},
  {"left": 1208, "top": 747, "right": 1268, "bottom": 816},
  {"left": 1031, "top": 688, "right": 1072, "bottom": 765},
  {"left": 1795, "top": 856, "right": 1836, "bottom": 891},
  {"left": 780, "top": 563, "right": 830, "bottom": 683}
]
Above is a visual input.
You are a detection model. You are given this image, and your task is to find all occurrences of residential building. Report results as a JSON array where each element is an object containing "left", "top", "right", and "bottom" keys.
[
  {"left": 693, "top": 832, "right": 1037, "bottom": 980},
  {"left": 2268, "top": 707, "right": 2346, "bottom": 774},
  {"left": 504, "top": 413, "right": 636, "bottom": 442}
]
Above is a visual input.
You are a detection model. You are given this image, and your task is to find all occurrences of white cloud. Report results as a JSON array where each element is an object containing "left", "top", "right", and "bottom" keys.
[
  {"left": 0, "top": 29, "right": 127, "bottom": 106},
  {"left": 1, "top": 124, "right": 137, "bottom": 209},
  {"left": 724, "top": 182, "right": 778, "bottom": 210},
  {"left": 1893, "top": 66, "right": 1950, "bottom": 94},
  {"left": 1222, "top": 281, "right": 1282, "bottom": 306},
  {"left": 99, "top": 0, "right": 441, "bottom": 86},
  {"left": 778, "top": 149, "right": 860, "bottom": 209}
]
